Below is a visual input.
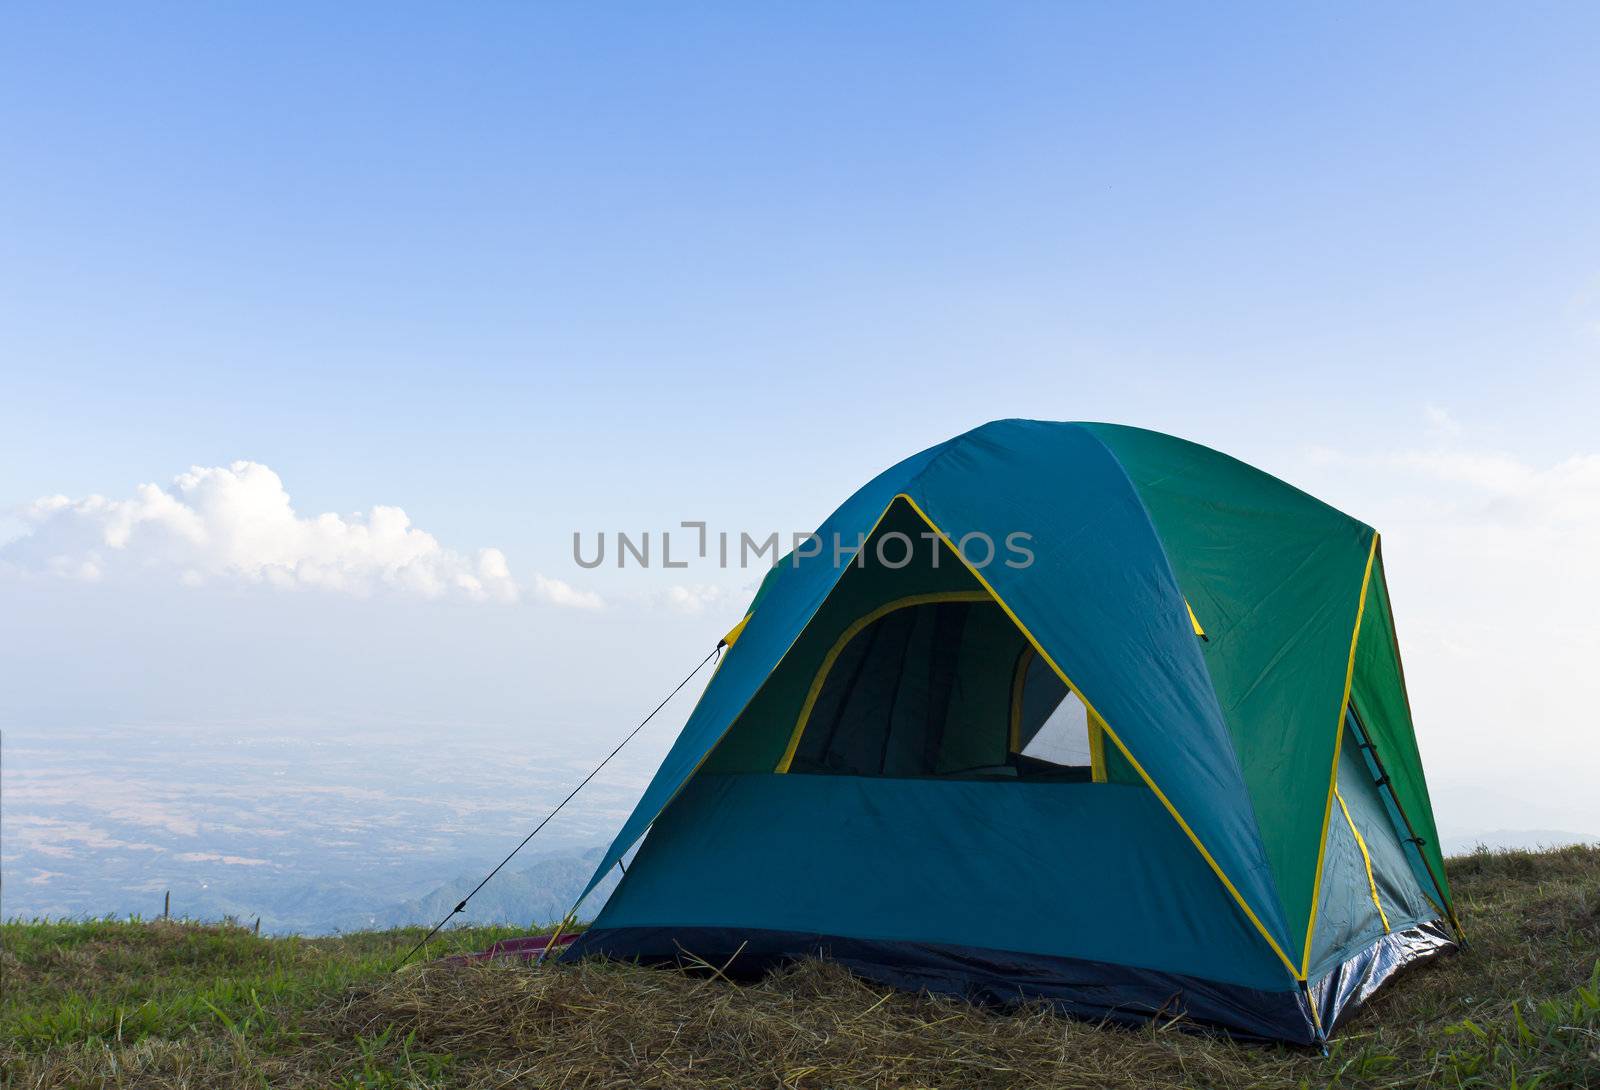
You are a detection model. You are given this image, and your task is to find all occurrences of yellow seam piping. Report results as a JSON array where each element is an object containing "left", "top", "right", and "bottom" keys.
[
  {"left": 775, "top": 590, "right": 991, "bottom": 773},
  {"left": 1305, "top": 986, "right": 1328, "bottom": 1038},
  {"left": 1087, "top": 709, "right": 1107, "bottom": 783},
  {"left": 1300, "top": 532, "right": 1379, "bottom": 976},
  {"left": 1008, "top": 646, "right": 1034, "bottom": 754},
  {"left": 1335, "top": 785, "right": 1390, "bottom": 933},
  {"left": 892, "top": 492, "right": 1301, "bottom": 980}
]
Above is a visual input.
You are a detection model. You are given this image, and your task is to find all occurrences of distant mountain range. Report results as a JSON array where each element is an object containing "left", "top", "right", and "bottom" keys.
[{"left": 365, "top": 848, "right": 622, "bottom": 932}]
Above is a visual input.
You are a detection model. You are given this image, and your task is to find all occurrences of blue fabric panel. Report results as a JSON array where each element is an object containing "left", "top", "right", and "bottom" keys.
[
  {"left": 591, "top": 772, "right": 1296, "bottom": 992},
  {"left": 1307, "top": 785, "right": 1385, "bottom": 978},
  {"left": 908, "top": 421, "right": 1290, "bottom": 952}
]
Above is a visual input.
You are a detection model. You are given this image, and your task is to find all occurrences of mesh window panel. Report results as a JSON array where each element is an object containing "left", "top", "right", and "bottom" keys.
[
  {"left": 790, "top": 601, "right": 1092, "bottom": 780},
  {"left": 792, "top": 602, "right": 990, "bottom": 776}
]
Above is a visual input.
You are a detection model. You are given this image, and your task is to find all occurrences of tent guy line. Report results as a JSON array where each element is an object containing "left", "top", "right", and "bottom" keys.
[{"left": 393, "top": 643, "right": 722, "bottom": 972}]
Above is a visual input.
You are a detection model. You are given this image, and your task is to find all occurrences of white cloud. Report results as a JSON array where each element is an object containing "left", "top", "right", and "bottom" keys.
[
  {"left": 3, "top": 461, "right": 601, "bottom": 608},
  {"left": 532, "top": 573, "right": 604, "bottom": 611},
  {"left": 661, "top": 583, "right": 729, "bottom": 615}
]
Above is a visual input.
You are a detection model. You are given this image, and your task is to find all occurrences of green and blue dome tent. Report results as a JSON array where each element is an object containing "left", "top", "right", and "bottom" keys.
[{"left": 562, "top": 420, "right": 1459, "bottom": 1044}]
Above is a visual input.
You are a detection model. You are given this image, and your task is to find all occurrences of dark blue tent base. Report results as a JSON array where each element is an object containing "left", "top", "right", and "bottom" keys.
[{"left": 566, "top": 921, "right": 1456, "bottom": 1045}]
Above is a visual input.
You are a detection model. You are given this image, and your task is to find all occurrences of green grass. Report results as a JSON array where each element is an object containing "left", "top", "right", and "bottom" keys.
[
  {"left": 3, "top": 846, "right": 1597, "bottom": 1088},
  {"left": 0, "top": 920, "right": 530, "bottom": 1087}
]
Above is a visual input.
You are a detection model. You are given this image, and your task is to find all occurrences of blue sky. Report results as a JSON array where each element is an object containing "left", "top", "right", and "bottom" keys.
[{"left": 3, "top": 4, "right": 1599, "bottom": 846}]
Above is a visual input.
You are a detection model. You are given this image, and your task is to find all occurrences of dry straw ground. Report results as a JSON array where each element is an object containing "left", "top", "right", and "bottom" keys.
[{"left": 4, "top": 845, "right": 1598, "bottom": 1088}]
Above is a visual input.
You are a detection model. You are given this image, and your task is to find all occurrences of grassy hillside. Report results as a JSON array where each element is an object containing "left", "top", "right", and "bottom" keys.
[{"left": 3, "top": 846, "right": 1597, "bottom": 1089}]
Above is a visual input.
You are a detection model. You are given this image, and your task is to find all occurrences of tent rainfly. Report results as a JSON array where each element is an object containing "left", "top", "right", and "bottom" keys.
[{"left": 562, "top": 420, "right": 1460, "bottom": 1044}]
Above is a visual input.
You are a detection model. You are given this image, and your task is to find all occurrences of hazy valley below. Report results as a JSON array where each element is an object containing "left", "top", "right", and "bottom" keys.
[{"left": 0, "top": 720, "right": 650, "bottom": 934}]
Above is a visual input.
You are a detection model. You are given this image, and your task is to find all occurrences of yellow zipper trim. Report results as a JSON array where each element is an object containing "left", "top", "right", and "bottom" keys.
[
  {"left": 1335, "top": 785, "right": 1391, "bottom": 933},
  {"left": 1087, "top": 708, "right": 1109, "bottom": 784},
  {"left": 1300, "top": 532, "right": 1379, "bottom": 977}
]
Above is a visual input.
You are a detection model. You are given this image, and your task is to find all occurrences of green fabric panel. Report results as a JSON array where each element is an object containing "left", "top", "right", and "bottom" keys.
[
  {"left": 598, "top": 772, "right": 1297, "bottom": 991},
  {"left": 1102, "top": 735, "right": 1141, "bottom": 785},
  {"left": 1081, "top": 423, "right": 1374, "bottom": 968},
  {"left": 700, "top": 501, "right": 984, "bottom": 774},
  {"left": 1349, "top": 551, "right": 1452, "bottom": 911}
]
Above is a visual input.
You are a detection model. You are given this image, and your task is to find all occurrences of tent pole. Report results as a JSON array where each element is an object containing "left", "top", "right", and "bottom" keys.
[{"left": 538, "top": 909, "right": 579, "bottom": 966}]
